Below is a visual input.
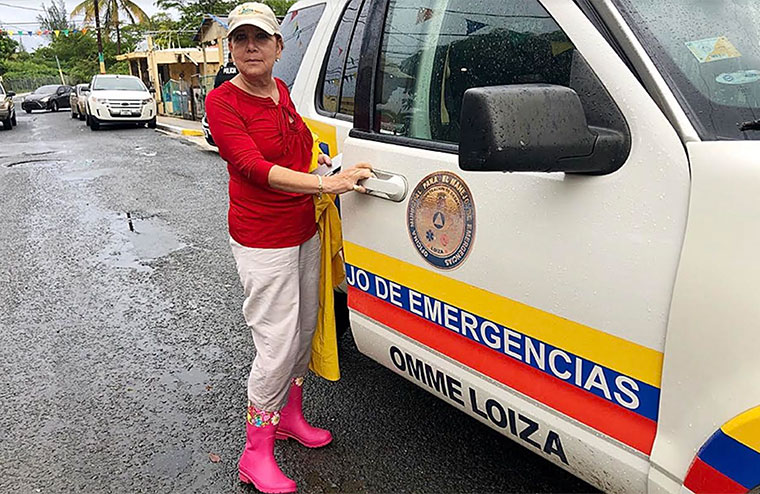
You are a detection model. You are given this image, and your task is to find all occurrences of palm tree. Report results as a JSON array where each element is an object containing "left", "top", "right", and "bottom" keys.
[
  {"left": 103, "top": 0, "right": 149, "bottom": 54},
  {"left": 72, "top": 0, "right": 104, "bottom": 72},
  {"left": 72, "top": 0, "right": 148, "bottom": 55}
]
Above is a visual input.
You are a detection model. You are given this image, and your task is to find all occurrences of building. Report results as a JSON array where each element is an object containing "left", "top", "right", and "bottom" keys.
[
  {"left": 194, "top": 14, "right": 230, "bottom": 68},
  {"left": 117, "top": 37, "right": 221, "bottom": 120}
]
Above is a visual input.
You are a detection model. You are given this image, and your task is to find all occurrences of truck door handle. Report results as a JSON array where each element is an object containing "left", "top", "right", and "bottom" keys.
[{"left": 358, "top": 170, "right": 408, "bottom": 202}]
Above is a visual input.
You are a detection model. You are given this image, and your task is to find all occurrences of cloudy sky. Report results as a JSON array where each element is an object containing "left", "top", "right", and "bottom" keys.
[{"left": 0, "top": 0, "right": 174, "bottom": 51}]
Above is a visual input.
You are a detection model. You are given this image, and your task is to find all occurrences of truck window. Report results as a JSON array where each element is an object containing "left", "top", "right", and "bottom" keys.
[
  {"left": 374, "top": 0, "right": 622, "bottom": 144},
  {"left": 613, "top": 0, "right": 760, "bottom": 140},
  {"left": 273, "top": 3, "right": 326, "bottom": 90},
  {"left": 318, "top": 0, "right": 370, "bottom": 118}
]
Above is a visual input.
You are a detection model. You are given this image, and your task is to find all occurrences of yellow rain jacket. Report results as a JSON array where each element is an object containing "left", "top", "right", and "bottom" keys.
[{"left": 308, "top": 135, "right": 345, "bottom": 381}]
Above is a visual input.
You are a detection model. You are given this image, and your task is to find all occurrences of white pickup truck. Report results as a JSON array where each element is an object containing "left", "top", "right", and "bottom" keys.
[{"left": 269, "top": 0, "right": 760, "bottom": 492}]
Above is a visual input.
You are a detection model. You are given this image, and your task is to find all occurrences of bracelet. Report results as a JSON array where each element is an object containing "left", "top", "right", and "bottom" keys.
[{"left": 317, "top": 174, "right": 323, "bottom": 199}]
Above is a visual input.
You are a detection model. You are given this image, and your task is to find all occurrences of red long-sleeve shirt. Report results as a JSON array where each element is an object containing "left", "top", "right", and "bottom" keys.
[{"left": 205, "top": 79, "right": 316, "bottom": 248}]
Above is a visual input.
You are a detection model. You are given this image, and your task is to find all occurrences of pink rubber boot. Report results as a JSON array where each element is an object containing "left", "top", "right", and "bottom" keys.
[
  {"left": 238, "top": 406, "right": 297, "bottom": 494},
  {"left": 276, "top": 378, "right": 333, "bottom": 448}
]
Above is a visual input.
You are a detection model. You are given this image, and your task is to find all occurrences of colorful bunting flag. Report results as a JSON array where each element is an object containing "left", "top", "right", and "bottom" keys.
[
  {"left": 416, "top": 7, "right": 434, "bottom": 24},
  {"left": 0, "top": 27, "right": 91, "bottom": 36},
  {"left": 465, "top": 19, "right": 487, "bottom": 35}
]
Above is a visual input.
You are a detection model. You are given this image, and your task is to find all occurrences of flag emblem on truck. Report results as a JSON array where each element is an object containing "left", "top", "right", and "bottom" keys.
[{"left": 407, "top": 171, "right": 475, "bottom": 269}]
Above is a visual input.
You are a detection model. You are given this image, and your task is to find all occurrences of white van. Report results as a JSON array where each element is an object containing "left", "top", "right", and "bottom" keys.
[{"left": 278, "top": 1, "right": 760, "bottom": 492}]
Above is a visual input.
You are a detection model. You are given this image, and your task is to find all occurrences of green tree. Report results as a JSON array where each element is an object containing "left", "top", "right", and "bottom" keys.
[
  {"left": 154, "top": 0, "right": 295, "bottom": 47},
  {"left": 264, "top": 0, "right": 296, "bottom": 16},
  {"left": 146, "top": 12, "right": 181, "bottom": 50},
  {"left": 72, "top": 1, "right": 149, "bottom": 55},
  {"left": 37, "top": 1, "right": 75, "bottom": 34},
  {"left": 157, "top": 0, "right": 294, "bottom": 16},
  {"left": 100, "top": 0, "right": 150, "bottom": 54},
  {"left": 0, "top": 30, "right": 20, "bottom": 63},
  {"left": 71, "top": 0, "right": 106, "bottom": 68}
]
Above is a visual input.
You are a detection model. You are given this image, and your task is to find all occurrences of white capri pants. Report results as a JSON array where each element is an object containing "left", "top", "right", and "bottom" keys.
[{"left": 230, "top": 233, "right": 320, "bottom": 411}]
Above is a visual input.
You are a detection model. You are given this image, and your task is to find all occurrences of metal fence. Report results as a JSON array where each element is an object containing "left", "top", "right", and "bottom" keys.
[
  {"left": 193, "top": 75, "right": 215, "bottom": 117},
  {"left": 161, "top": 76, "right": 215, "bottom": 120},
  {"left": 161, "top": 79, "right": 193, "bottom": 119},
  {"left": 199, "top": 75, "right": 215, "bottom": 95},
  {"left": 1, "top": 76, "right": 68, "bottom": 93}
]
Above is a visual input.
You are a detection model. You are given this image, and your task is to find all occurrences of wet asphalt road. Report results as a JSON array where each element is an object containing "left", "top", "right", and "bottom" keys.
[{"left": 0, "top": 109, "right": 596, "bottom": 494}]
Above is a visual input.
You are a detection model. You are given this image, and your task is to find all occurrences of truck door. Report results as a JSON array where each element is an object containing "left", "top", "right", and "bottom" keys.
[{"left": 340, "top": 0, "right": 690, "bottom": 489}]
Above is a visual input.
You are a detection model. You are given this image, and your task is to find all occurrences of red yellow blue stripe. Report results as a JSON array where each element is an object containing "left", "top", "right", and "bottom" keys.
[
  {"left": 344, "top": 242, "right": 663, "bottom": 387},
  {"left": 343, "top": 243, "right": 664, "bottom": 454},
  {"left": 349, "top": 287, "right": 657, "bottom": 453},
  {"left": 685, "top": 407, "right": 760, "bottom": 492}
]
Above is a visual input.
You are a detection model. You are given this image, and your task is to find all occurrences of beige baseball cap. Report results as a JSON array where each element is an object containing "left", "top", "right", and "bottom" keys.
[{"left": 227, "top": 2, "right": 281, "bottom": 38}]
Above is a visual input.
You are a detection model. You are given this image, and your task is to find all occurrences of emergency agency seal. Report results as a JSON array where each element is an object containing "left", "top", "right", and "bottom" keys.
[{"left": 407, "top": 171, "right": 475, "bottom": 270}]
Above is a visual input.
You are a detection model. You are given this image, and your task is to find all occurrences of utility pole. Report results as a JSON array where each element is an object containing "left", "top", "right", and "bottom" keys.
[
  {"left": 93, "top": 0, "right": 105, "bottom": 74},
  {"left": 55, "top": 55, "right": 66, "bottom": 85}
]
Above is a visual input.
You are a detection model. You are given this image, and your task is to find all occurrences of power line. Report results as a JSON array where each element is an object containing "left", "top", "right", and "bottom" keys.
[{"left": 0, "top": 1, "right": 44, "bottom": 12}]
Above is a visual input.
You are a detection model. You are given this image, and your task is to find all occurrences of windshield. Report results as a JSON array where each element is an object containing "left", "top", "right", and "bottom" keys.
[
  {"left": 92, "top": 77, "right": 146, "bottom": 91},
  {"left": 613, "top": 0, "right": 760, "bottom": 140},
  {"left": 34, "top": 85, "right": 59, "bottom": 94}
]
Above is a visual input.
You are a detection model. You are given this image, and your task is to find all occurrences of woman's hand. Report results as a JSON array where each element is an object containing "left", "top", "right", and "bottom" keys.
[
  {"left": 317, "top": 153, "right": 332, "bottom": 166},
  {"left": 323, "top": 162, "right": 373, "bottom": 194}
]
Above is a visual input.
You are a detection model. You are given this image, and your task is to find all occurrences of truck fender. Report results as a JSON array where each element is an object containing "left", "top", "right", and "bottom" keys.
[{"left": 683, "top": 405, "right": 760, "bottom": 493}]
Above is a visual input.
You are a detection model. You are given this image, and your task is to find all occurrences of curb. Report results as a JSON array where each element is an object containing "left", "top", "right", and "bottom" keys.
[{"left": 156, "top": 121, "right": 204, "bottom": 137}]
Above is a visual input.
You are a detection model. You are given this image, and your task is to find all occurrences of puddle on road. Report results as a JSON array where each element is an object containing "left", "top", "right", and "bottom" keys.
[
  {"left": 156, "top": 366, "right": 211, "bottom": 396},
  {"left": 4, "top": 159, "right": 67, "bottom": 168},
  {"left": 1, "top": 146, "right": 70, "bottom": 168},
  {"left": 98, "top": 213, "right": 186, "bottom": 272}
]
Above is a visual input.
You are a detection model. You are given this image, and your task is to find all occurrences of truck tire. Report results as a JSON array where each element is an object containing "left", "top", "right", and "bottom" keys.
[{"left": 90, "top": 116, "right": 100, "bottom": 131}]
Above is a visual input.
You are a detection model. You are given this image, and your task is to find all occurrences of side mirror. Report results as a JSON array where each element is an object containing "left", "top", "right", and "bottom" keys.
[
  {"left": 458, "top": 84, "right": 629, "bottom": 175},
  {"left": 149, "top": 86, "right": 156, "bottom": 95},
  {"left": 7, "top": 91, "right": 15, "bottom": 97}
]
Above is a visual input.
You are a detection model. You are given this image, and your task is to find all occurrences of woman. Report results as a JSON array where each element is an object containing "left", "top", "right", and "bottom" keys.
[{"left": 205, "top": 3, "right": 372, "bottom": 493}]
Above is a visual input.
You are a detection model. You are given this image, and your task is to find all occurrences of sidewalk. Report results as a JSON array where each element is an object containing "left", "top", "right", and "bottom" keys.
[
  {"left": 156, "top": 115, "right": 218, "bottom": 153},
  {"left": 156, "top": 115, "right": 204, "bottom": 137}
]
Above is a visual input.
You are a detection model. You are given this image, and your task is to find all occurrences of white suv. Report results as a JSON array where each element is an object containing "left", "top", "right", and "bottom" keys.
[{"left": 86, "top": 74, "right": 157, "bottom": 131}]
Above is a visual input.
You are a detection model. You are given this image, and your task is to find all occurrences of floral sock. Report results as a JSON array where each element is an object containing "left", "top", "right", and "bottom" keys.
[{"left": 246, "top": 402, "right": 280, "bottom": 427}]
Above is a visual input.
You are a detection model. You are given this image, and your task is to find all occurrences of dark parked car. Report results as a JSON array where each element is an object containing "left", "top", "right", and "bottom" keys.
[
  {"left": 22, "top": 84, "right": 72, "bottom": 113},
  {"left": 0, "top": 82, "right": 16, "bottom": 130}
]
